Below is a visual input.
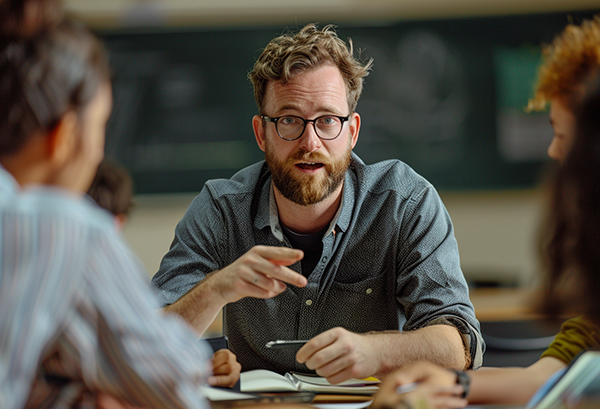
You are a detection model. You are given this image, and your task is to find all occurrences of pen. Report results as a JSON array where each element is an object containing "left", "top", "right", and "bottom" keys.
[
  {"left": 395, "top": 382, "right": 418, "bottom": 394},
  {"left": 265, "top": 340, "right": 310, "bottom": 348}
]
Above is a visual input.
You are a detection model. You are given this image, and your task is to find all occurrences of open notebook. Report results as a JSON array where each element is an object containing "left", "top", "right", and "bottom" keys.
[{"left": 240, "top": 369, "right": 380, "bottom": 395}]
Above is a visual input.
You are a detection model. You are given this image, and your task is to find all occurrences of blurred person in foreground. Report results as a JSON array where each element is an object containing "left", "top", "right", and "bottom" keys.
[
  {"left": 85, "top": 159, "right": 241, "bottom": 393},
  {"left": 370, "top": 16, "right": 600, "bottom": 409},
  {"left": 152, "top": 23, "right": 483, "bottom": 381},
  {"left": 0, "top": 1, "right": 239, "bottom": 408},
  {"left": 87, "top": 159, "right": 134, "bottom": 229}
]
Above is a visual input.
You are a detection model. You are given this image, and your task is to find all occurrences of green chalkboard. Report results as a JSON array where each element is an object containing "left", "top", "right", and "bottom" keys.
[{"left": 100, "top": 10, "right": 599, "bottom": 194}]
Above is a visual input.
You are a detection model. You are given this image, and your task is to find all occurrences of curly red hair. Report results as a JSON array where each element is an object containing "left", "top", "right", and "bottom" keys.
[{"left": 528, "top": 16, "right": 600, "bottom": 112}]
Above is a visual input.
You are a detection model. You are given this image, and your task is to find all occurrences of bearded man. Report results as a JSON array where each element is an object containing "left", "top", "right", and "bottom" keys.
[{"left": 152, "top": 23, "right": 483, "bottom": 381}]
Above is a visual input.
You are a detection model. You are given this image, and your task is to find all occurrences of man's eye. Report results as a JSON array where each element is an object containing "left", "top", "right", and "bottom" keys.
[
  {"left": 280, "top": 117, "right": 299, "bottom": 125},
  {"left": 318, "top": 116, "right": 337, "bottom": 125}
]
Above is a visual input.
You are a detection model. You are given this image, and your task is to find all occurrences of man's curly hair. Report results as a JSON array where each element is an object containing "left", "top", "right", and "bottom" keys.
[
  {"left": 248, "top": 23, "right": 373, "bottom": 115},
  {"left": 528, "top": 16, "right": 600, "bottom": 112}
]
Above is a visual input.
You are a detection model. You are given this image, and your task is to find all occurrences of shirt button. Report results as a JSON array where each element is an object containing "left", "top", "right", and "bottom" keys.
[
  {"left": 322, "top": 256, "right": 328, "bottom": 262},
  {"left": 366, "top": 288, "right": 373, "bottom": 294},
  {"left": 305, "top": 299, "right": 313, "bottom": 306}
]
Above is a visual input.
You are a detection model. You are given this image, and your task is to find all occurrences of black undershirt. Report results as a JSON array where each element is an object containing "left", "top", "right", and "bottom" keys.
[{"left": 280, "top": 223, "right": 328, "bottom": 278}]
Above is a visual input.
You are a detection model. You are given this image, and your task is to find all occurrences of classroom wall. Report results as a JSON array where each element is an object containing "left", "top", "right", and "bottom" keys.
[{"left": 65, "top": 0, "right": 599, "bottom": 27}]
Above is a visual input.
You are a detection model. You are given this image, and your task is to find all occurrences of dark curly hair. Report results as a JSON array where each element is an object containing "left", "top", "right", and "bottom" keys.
[{"left": 87, "top": 160, "right": 134, "bottom": 218}]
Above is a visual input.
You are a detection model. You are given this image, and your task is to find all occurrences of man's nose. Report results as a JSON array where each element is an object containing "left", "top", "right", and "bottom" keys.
[{"left": 299, "top": 121, "right": 322, "bottom": 152}]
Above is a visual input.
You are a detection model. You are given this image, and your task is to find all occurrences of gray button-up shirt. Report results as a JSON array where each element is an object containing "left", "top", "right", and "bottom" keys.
[{"left": 152, "top": 153, "right": 484, "bottom": 373}]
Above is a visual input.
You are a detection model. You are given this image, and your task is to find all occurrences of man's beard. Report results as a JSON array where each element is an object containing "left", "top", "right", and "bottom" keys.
[{"left": 265, "top": 143, "right": 352, "bottom": 206}]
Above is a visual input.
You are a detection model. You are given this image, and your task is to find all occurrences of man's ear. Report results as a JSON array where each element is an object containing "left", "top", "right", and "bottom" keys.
[
  {"left": 46, "top": 111, "right": 78, "bottom": 166},
  {"left": 252, "top": 115, "right": 267, "bottom": 152},
  {"left": 349, "top": 112, "right": 360, "bottom": 149}
]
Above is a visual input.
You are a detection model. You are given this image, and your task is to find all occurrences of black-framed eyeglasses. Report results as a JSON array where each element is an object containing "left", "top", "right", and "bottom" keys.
[{"left": 261, "top": 114, "right": 350, "bottom": 141}]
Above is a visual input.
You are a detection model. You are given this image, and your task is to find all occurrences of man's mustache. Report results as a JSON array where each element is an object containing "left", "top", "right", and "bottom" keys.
[{"left": 288, "top": 150, "right": 329, "bottom": 164}]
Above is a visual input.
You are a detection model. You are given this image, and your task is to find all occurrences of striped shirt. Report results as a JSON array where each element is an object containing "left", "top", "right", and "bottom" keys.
[{"left": 0, "top": 167, "right": 211, "bottom": 409}]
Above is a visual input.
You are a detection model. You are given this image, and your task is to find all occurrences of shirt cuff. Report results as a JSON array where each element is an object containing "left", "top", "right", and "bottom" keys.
[{"left": 425, "top": 315, "right": 484, "bottom": 370}]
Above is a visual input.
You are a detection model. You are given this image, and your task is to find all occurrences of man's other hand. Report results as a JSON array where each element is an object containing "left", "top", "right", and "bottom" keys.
[{"left": 296, "top": 327, "right": 379, "bottom": 384}]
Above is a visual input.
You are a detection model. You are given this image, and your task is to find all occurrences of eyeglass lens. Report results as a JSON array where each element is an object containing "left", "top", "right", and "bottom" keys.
[{"left": 277, "top": 116, "right": 343, "bottom": 140}]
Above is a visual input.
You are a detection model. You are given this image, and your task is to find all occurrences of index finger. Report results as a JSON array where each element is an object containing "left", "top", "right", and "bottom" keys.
[
  {"left": 253, "top": 245, "right": 304, "bottom": 265},
  {"left": 252, "top": 246, "right": 307, "bottom": 287},
  {"left": 264, "top": 265, "right": 307, "bottom": 288},
  {"left": 296, "top": 330, "right": 337, "bottom": 363}
]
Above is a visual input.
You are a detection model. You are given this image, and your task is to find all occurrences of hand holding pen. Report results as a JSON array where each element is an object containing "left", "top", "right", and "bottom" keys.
[{"left": 370, "top": 361, "right": 468, "bottom": 409}]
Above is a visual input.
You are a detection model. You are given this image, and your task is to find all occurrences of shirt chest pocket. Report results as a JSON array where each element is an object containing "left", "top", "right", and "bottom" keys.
[{"left": 324, "top": 271, "right": 398, "bottom": 332}]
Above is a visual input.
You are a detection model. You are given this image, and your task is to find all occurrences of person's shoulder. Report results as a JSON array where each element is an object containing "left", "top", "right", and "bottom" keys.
[
  {"left": 351, "top": 154, "right": 432, "bottom": 196},
  {"left": 561, "top": 315, "right": 600, "bottom": 338},
  {"left": 204, "top": 161, "right": 268, "bottom": 199},
  {"left": 12, "top": 185, "right": 116, "bottom": 234}
]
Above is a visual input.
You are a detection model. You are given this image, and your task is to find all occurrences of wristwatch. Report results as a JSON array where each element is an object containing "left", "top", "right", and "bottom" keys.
[{"left": 453, "top": 370, "right": 471, "bottom": 399}]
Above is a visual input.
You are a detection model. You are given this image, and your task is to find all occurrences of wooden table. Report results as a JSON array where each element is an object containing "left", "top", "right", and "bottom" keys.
[{"left": 470, "top": 287, "right": 542, "bottom": 322}]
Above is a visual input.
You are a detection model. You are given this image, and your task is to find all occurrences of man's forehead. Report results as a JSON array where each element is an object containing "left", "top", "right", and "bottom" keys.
[{"left": 263, "top": 67, "right": 349, "bottom": 112}]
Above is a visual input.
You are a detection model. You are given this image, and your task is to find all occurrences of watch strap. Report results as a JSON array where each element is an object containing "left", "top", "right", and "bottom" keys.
[{"left": 453, "top": 370, "right": 471, "bottom": 399}]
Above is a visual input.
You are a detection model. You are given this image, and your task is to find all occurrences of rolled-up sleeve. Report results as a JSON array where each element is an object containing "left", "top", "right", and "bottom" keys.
[
  {"left": 152, "top": 185, "right": 227, "bottom": 306},
  {"left": 396, "top": 184, "right": 484, "bottom": 369}
]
